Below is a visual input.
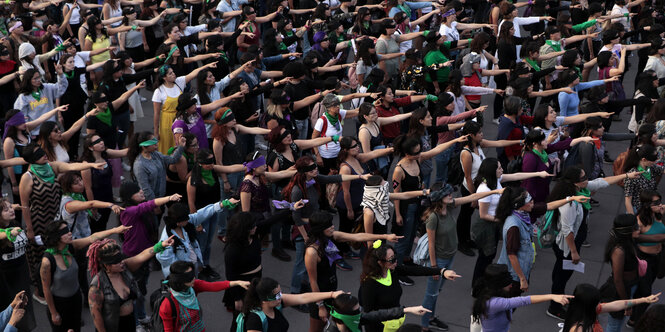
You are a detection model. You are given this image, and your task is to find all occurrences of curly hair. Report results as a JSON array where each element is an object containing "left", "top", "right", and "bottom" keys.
[{"left": 360, "top": 241, "right": 394, "bottom": 282}]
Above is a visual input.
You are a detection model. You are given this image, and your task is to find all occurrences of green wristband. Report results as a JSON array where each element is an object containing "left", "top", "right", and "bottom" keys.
[
  {"left": 153, "top": 241, "right": 165, "bottom": 254},
  {"left": 332, "top": 135, "right": 340, "bottom": 143},
  {"left": 221, "top": 199, "right": 238, "bottom": 210},
  {"left": 624, "top": 13, "right": 629, "bottom": 17},
  {"left": 468, "top": 38, "right": 472, "bottom": 44},
  {"left": 423, "top": 30, "right": 430, "bottom": 37}
]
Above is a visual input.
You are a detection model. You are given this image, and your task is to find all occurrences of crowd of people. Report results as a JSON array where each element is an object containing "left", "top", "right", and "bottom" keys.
[{"left": 0, "top": 0, "right": 665, "bottom": 331}]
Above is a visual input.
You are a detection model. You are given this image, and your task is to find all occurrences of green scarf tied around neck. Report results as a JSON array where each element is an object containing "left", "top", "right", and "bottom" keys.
[
  {"left": 96, "top": 108, "right": 113, "bottom": 127},
  {"left": 525, "top": 57, "right": 541, "bottom": 71},
  {"left": 45, "top": 246, "right": 73, "bottom": 268},
  {"left": 576, "top": 188, "right": 591, "bottom": 210},
  {"left": 30, "top": 164, "right": 55, "bottom": 183},
  {"left": 397, "top": 4, "right": 411, "bottom": 18},
  {"left": 330, "top": 308, "right": 362, "bottom": 332},
  {"left": 546, "top": 40, "right": 562, "bottom": 52},
  {"left": 532, "top": 148, "right": 549, "bottom": 164},
  {"left": 170, "top": 287, "right": 200, "bottom": 310},
  {"left": 201, "top": 168, "right": 215, "bottom": 186},
  {"left": 638, "top": 165, "right": 652, "bottom": 180},
  {"left": 67, "top": 192, "right": 93, "bottom": 217},
  {"left": 324, "top": 112, "right": 340, "bottom": 126}
]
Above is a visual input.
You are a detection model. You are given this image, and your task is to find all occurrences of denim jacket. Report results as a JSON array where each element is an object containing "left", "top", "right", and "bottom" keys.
[{"left": 497, "top": 214, "right": 535, "bottom": 282}]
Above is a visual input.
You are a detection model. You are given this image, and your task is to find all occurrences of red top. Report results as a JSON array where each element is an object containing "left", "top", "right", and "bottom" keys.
[
  {"left": 160, "top": 280, "right": 231, "bottom": 332},
  {"left": 504, "top": 115, "right": 533, "bottom": 159},
  {"left": 464, "top": 70, "right": 483, "bottom": 102},
  {"left": 376, "top": 96, "right": 411, "bottom": 139},
  {"left": 239, "top": 21, "right": 260, "bottom": 52}
]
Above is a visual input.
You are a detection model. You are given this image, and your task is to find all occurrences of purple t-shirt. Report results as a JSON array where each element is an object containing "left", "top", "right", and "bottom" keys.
[
  {"left": 172, "top": 107, "right": 208, "bottom": 149},
  {"left": 481, "top": 296, "right": 532, "bottom": 332},
  {"left": 120, "top": 200, "right": 157, "bottom": 257}
]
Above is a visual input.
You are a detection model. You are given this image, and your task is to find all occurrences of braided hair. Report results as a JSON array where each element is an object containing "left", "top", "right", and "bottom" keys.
[{"left": 87, "top": 238, "right": 120, "bottom": 277}]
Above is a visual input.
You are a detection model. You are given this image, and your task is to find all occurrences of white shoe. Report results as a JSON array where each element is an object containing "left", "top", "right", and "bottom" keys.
[
  {"left": 136, "top": 325, "right": 147, "bottom": 332},
  {"left": 32, "top": 294, "right": 47, "bottom": 305},
  {"left": 492, "top": 118, "right": 500, "bottom": 125},
  {"left": 138, "top": 317, "right": 151, "bottom": 325}
]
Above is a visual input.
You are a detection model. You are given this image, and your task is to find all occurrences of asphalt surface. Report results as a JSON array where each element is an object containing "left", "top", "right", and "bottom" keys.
[{"left": 25, "top": 51, "right": 665, "bottom": 332}]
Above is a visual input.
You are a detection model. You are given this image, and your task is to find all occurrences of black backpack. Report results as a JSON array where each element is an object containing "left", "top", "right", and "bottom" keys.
[
  {"left": 150, "top": 282, "right": 177, "bottom": 332},
  {"left": 447, "top": 147, "right": 471, "bottom": 186},
  {"left": 563, "top": 143, "right": 582, "bottom": 170}
]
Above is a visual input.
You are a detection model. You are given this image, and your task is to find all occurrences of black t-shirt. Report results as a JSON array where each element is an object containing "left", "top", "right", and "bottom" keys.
[
  {"left": 245, "top": 308, "right": 289, "bottom": 332},
  {"left": 87, "top": 104, "right": 117, "bottom": 148}
]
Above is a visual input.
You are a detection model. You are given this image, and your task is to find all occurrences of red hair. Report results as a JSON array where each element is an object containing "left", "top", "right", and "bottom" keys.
[
  {"left": 267, "top": 125, "right": 288, "bottom": 153},
  {"left": 282, "top": 156, "right": 320, "bottom": 201},
  {"left": 211, "top": 108, "right": 232, "bottom": 144}
]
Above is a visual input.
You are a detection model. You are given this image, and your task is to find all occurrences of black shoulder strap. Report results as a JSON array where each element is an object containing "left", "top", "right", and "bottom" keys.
[{"left": 44, "top": 251, "right": 56, "bottom": 276}]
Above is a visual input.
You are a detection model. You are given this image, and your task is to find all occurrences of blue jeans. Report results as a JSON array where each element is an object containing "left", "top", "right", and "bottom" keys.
[
  {"left": 218, "top": 171, "right": 243, "bottom": 235},
  {"left": 395, "top": 203, "right": 419, "bottom": 264},
  {"left": 196, "top": 212, "right": 220, "bottom": 265},
  {"left": 434, "top": 146, "right": 454, "bottom": 184},
  {"left": 295, "top": 119, "right": 309, "bottom": 140},
  {"left": 421, "top": 257, "right": 455, "bottom": 327},
  {"left": 290, "top": 236, "right": 308, "bottom": 293},
  {"left": 606, "top": 285, "right": 637, "bottom": 332}
]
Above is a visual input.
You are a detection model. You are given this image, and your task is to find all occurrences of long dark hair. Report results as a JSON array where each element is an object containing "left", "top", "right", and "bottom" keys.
[
  {"left": 127, "top": 131, "right": 154, "bottom": 171},
  {"left": 360, "top": 241, "right": 394, "bottom": 282},
  {"left": 195, "top": 69, "right": 212, "bottom": 106},
  {"left": 392, "top": 134, "right": 421, "bottom": 157},
  {"left": 461, "top": 120, "right": 483, "bottom": 150},
  {"left": 337, "top": 136, "right": 359, "bottom": 167},
  {"left": 305, "top": 212, "right": 334, "bottom": 260},
  {"left": 474, "top": 158, "right": 500, "bottom": 191},
  {"left": 637, "top": 190, "right": 661, "bottom": 227},
  {"left": 562, "top": 284, "right": 601, "bottom": 332},
  {"left": 471, "top": 264, "right": 513, "bottom": 323},
  {"left": 189, "top": 148, "right": 214, "bottom": 187},
  {"left": 498, "top": 21, "right": 515, "bottom": 45},
  {"left": 164, "top": 203, "right": 199, "bottom": 253},
  {"left": 86, "top": 15, "right": 107, "bottom": 43},
  {"left": 355, "top": 38, "right": 378, "bottom": 66},
  {"left": 636, "top": 70, "right": 659, "bottom": 99},
  {"left": 242, "top": 277, "right": 280, "bottom": 315},
  {"left": 623, "top": 144, "right": 657, "bottom": 173},
  {"left": 19, "top": 69, "right": 42, "bottom": 95},
  {"left": 406, "top": 108, "right": 429, "bottom": 137},
  {"left": 37, "top": 121, "right": 68, "bottom": 161},
  {"left": 531, "top": 104, "right": 551, "bottom": 129},
  {"left": 603, "top": 214, "right": 638, "bottom": 265},
  {"left": 226, "top": 212, "right": 256, "bottom": 248},
  {"left": 282, "top": 156, "right": 320, "bottom": 201},
  {"left": 495, "top": 186, "right": 527, "bottom": 223}
]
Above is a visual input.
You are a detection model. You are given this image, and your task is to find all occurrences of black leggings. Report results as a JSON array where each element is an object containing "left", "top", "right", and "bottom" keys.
[
  {"left": 630, "top": 249, "right": 661, "bottom": 323},
  {"left": 47, "top": 291, "right": 82, "bottom": 332},
  {"left": 456, "top": 186, "right": 475, "bottom": 248},
  {"left": 549, "top": 221, "right": 586, "bottom": 311}
]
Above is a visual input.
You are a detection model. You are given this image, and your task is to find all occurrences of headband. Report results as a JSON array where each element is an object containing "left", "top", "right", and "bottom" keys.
[
  {"left": 217, "top": 109, "right": 235, "bottom": 125},
  {"left": 513, "top": 192, "right": 532, "bottom": 209},
  {"left": 442, "top": 9, "right": 456, "bottom": 17},
  {"left": 279, "top": 130, "right": 291, "bottom": 142},
  {"left": 139, "top": 138, "right": 158, "bottom": 147},
  {"left": 165, "top": 46, "right": 179, "bottom": 63},
  {"left": 170, "top": 269, "right": 196, "bottom": 284},
  {"left": 298, "top": 163, "right": 317, "bottom": 173},
  {"left": 9, "top": 21, "right": 22, "bottom": 33},
  {"left": 264, "top": 291, "right": 283, "bottom": 302},
  {"left": 90, "top": 137, "right": 104, "bottom": 146},
  {"left": 55, "top": 225, "right": 70, "bottom": 238},
  {"left": 3, "top": 112, "right": 26, "bottom": 140},
  {"left": 159, "top": 65, "right": 171, "bottom": 77},
  {"left": 243, "top": 155, "right": 266, "bottom": 172},
  {"left": 310, "top": 216, "right": 333, "bottom": 234},
  {"left": 100, "top": 251, "right": 124, "bottom": 265}
]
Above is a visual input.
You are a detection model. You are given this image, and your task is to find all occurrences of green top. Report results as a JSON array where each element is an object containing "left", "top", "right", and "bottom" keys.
[
  {"left": 425, "top": 209, "right": 457, "bottom": 259},
  {"left": 572, "top": 19, "right": 596, "bottom": 33},
  {"left": 423, "top": 42, "right": 453, "bottom": 83}
]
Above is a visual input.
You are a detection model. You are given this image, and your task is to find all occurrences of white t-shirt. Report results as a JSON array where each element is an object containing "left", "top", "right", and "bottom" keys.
[
  {"left": 599, "top": 44, "right": 622, "bottom": 67},
  {"left": 152, "top": 76, "right": 186, "bottom": 104},
  {"left": 314, "top": 108, "right": 347, "bottom": 159},
  {"left": 75, "top": 51, "right": 91, "bottom": 92},
  {"left": 440, "top": 22, "right": 459, "bottom": 41},
  {"left": 611, "top": 5, "right": 629, "bottom": 30},
  {"left": 477, "top": 180, "right": 503, "bottom": 216}
]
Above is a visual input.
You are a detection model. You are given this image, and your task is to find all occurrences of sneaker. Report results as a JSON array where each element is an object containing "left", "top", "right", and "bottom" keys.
[
  {"left": 397, "top": 275, "right": 414, "bottom": 286},
  {"left": 546, "top": 306, "right": 566, "bottom": 321},
  {"left": 429, "top": 317, "right": 449, "bottom": 331},
  {"left": 589, "top": 198, "right": 600, "bottom": 207},
  {"left": 626, "top": 320, "right": 635, "bottom": 328},
  {"left": 204, "top": 265, "right": 221, "bottom": 280},
  {"left": 271, "top": 248, "right": 292, "bottom": 262},
  {"left": 344, "top": 251, "right": 360, "bottom": 260},
  {"left": 138, "top": 317, "right": 152, "bottom": 325},
  {"left": 335, "top": 259, "right": 353, "bottom": 271},
  {"left": 32, "top": 294, "right": 46, "bottom": 305},
  {"left": 581, "top": 240, "right": 591, "bottom": 248},
  {"left": 492, "top": 118, "right": 500, "bottom": 125},
  {"left": 458, "top": 246, "right": 476, "bottom": 257},
  {"left": 604, "top": 152, "right": 614, "bottom": 164}
]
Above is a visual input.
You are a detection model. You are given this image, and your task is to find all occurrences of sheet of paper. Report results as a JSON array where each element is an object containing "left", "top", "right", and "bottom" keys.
[{"left": 562, "top": 260, "right": 585, "bottom": 273}]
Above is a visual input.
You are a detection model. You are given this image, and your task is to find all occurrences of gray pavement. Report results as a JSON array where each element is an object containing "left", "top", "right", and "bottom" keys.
[{"left": 26, "top": 53, "right": 665, "bottom": 332}]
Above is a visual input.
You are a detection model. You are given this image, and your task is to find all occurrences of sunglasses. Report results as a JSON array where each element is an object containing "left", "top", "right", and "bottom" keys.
[
  {"left": 382, "top": 257, "right": 397, "bottom": 264},
  {"left": 652, "top": 200, "right": 662, "bottom": 206}
]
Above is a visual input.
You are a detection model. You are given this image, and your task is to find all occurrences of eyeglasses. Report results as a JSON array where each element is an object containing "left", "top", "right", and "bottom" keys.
[{"left": 247, "top": 11, "right": 256, "bottom": 14}]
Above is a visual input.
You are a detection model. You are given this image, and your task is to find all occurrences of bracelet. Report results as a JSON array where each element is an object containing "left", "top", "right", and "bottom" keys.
[
  {"left": 316, "top": 301, "right": 324, "bottom": 307},
  {"left": 330, "top": 291, "right": 334, "bottom": 299},
  {"left": 153, "top": 241, "right": 165, "bottom": 254},
  {"left": 440, "top": 267, "right": 447, "bottom": 276},
  {"left": 625, "top": 173, "right": 629, "bottom": 180},
  {"left": 566, "top": 196, "right": 570, "bottom": 202},
  {"left": 109, "top": 204, "right": 115, "bottom": 209}
]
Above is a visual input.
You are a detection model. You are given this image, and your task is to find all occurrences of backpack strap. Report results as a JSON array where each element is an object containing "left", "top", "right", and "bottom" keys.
[
  {"left": 167, "top": 294, "right": 178, "bottom": 328},
  {"left": 44, "top": 251, "right": 56, "bottom": 276}
]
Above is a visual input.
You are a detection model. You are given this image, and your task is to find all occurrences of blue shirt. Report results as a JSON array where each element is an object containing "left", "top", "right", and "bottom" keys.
[
  {"left": 558, "top": 80, "right": 605, "bottom": 117},
  {"left": 216, "top": 0, "right": 249, "bottom": 32},
  {"left": 0, "top": 305, "right": 17, "bottom": 332}
]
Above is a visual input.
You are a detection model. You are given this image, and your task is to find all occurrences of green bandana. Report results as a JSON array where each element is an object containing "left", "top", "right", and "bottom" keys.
[
  {"left": 278, "top": 42, "right": 288, "bottom": 51},
  {"left": 165, "top": 45, "right": 178, "bottom": 64},
  {"left": 532, "top": 148, "right": 549, "bottom": 164},
  {"left": 66, "top": 193, "right": 93, "bottom": 217},
  {"left": 374, "top": 269, "right": 392, "bottom": 286},
  {"left": 201, "top": 168, "right": 216, "bottom": 186},
  {"left": 576, "top": 188, "right": 591, "bottom": 210},
  {"left": 324, "top": 112, "right": 340, "bottom": 126},
  {"left": 45, "top": 246, "right": 73, "bottom": 268},
  {"left": 574, "top": 67, "right": 582, "bottom": 80},
  {"left": 362, "top": 22, "right": 369, "bottom": 29},
  {"left": 219, "top": 51, "right": 229, "bottom": 62},
  {"left": 638, "top": 165, "right": 652, "bottom": 180},
  {"left": 525, "top": 58, "right": 541, "bottom": 71},
  {"left": 30, "top": 163, "right": 55, "bottom": 183},
  {"left": 96, "top": 107, "right": 112, "bottom": 127},
  {"left": 546, "top": 40, "right": 561, "bottom": 52},
  {"left": 31, "top": 89, "right": 42, "bottom": 101},
  {"left": 64, "top": 70, "right": 75, "bottom": 79},
  {"left": 397, "top": 4, "right": 411, "bottom": 18},
  {"left": 139, "top": 138, "right": 158, "bottom": 147},
  {"left": 170, "top": 287, "right": 200, "bottom": 310},
  {"left": 330, "top": 309, "right": 362, "bottom": 332}
]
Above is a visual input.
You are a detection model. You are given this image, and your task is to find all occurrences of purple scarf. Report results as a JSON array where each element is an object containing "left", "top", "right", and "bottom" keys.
[{"left": 317, "top": 240, "right": 342, "bottom": 266}]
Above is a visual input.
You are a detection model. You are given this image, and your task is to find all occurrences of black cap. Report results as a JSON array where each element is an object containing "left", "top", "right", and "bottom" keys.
[{"left": 120, "top": 181, "right": 141, "bottom": 203}]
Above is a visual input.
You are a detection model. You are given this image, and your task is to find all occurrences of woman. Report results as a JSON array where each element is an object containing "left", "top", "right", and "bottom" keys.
[
  {"left": 41, "top": 221, "right": 129, "bottom": 332},
  {"left": 36, "top": 109, "right": 98, "bottom": 162},
  {"left": 597, "top": 48, "right": 628, "bottom": 117},
  {"left": 83, "top": 16, "right": 112, "bottom": 65},
  {"left": 558, "top": 68, "right": 620, "bottom": 117},
  {"left": 629, "top": 71, "right": 661, "bottom": 132},
  {"left": 471, "top": 158, "right": 552, "bottom": 283},
  {"left": 80, "top": 135, "right": 127, "bottom": 233},
  {"left": 498, "top": 1, "right": 552, "bottom": 46},
  {"left": 354, "top": 38, "right": 404, "bottom": 86},
  {"left": 562, "top": 283, "right": 659, "bottom": 332},
  {"left": 239, "top": 152, "right": 297, "bottom": 262},
  {"left": 172, "top": 92, "right": 242, "bottom": 150},
  {"left": 521, "top": 128, "right": 596, "bottom": 203},
  {"left": 0, "top": 199, "right": 35, "bottom": 331},
  {"left": 457, "top": 120, "right": 522, "bottom": 255},
  {"left": 240, "top": 277, "right": 345, "bottom": 332},
  {"left": 375, "top": 19, "right": 427, "bottom": 79},
  {"left": 419, "top": 183, "right": 505, "bottom": 331},
  {"left": 305, "top": 212, "right": 402, "bottom": 332},
  {"left": 152, "top": 61, "right": 218, "bottom": 154},
  {"left": 4, "top": 106, "right": 67, "bottom": 205},
  {"left": 632, "top": 191, "right": 665, "bottom": 324},
  {"left": 546, "top": 167, "right": 643, "bottom": 319},
  {"left": 14, "top": 68, "right": 68, "bottom": 136},
  {"left": 19, "top": 142, "right": 106, "bottom": 303},
  {"left": 391, "top": 134, "right": 468, "bottom": 272},
  {"left": 471, "top": 263, "right": 572, "bottom": 332},
  {"left": 160, "top": 260, "right": 250, "bottom": 332},
  {"left": 17, "top": 41, "right": 63, "bottom": 84},
  {"left": 422, "top": 32, "right": 459, "bottom": 95},
  {"left": 359, "top": 240, "right": 460, "bottom": 332},
  {"left": 374, "top": 86, "right": 434, "bottom": 145},
  {"left": 117, "top": 7, "right": 165, "bottom": 62},
  {"left": 236, "top": 6, "right": 283, "bottom": 58},
  {"left": 88, "top": 236, "right": 175, "bottom": 332},
  {"left": 461, "top": 53, "right": 508, "bottom": 110},
  {"left": 283, "top": 156, "right": 369, "bottom": 294},
  {"left": 156, "top": 199, "right": 239, "bottom": 277},
  {"left": 267, "top": 89, "right": 332, "bottom": 139},
  {"left": 623, "top": 144, "right": 664, "bottom": 214},
  {"left": 129, "top": 131, "right": 186, "bottom": 203},
  {"left": 645, "top": 39, "right": 665, "bottom": 96},
  {"left": 357, "top": 102, "right": 412, "bottom": 175}
]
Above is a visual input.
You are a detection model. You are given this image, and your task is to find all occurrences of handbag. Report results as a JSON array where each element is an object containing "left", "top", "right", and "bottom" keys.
[
  {"left": 637, "top": 254, "right": 647, "bottom": 277},
  {"left": 412, "top": 213, "right": 438, "bottom": 266}
]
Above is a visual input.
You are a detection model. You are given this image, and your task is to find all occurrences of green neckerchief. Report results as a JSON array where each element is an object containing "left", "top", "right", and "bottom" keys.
[
  {"left": 31, "top": 89, "right": 42, "bottom": 101},
  {"left": 285, "top": 30, "right": 294, "bottom": 37},
  {"left": 532, "top": 148, "right": 548, "bottom": 164},
  {"left": 375, "top": 269, "right": 392, "bottom": 286},
  {"left": 330, "top": 308, "right": 362, "bottom": 332},
  {"left": 30, "top": 164, "right": 55, "bottom": 183},
  {"left": 201, "top": 168, "right": 216, "bottom": 186},
  {"left": 546, "top": 40, "right": 562, "bottom": 52},
  {"left": 574, "top": 67, "right": 582, "bottom": 80},
  {"left": 397, "top": 4, "right": 411, "bottom": 18},
  {"left": 45, "top": 246, "right": 73, "bottom": 268},
  {"left": 638, "top": 165, "right": 652, "bottom": 180},
  {"left": 64, "top": 70, "right": 75, "bottom": 79},
  {"left": 244, "top": 21, "right": 253, "bottom": 33},
  {"left": 362, "top": 22, "right": 370, "bottom": 29},
  {"left": 576, "top": 188, "right": 591, "bottom": 210},
  {"left": 66, "top": 192, "right": 93, "bottom": 217},
  {"left": 525, "top": 57, "right": 541, "bottom": 71},
  {"left": 219, "top": 51, "right": 229, "bottom": 63},
  {"left": 324, "top": 111, "right": 340, "bottom": 126},
  {"left": 279, "top": 42, "right": 288, "bottom": 51},
  {"left": 96, "top": 107, "right": 112, "bottom": 127},
  {"left": 170, "top": 287, "right": 200, "bottom": 310}
]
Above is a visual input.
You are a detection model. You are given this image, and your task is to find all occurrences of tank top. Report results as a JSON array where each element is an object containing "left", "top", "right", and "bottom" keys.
[
  {"left": 194, "top": 175, "right": 221, "bottom": 209},
  {"left": 398, "top": 161, "right": 421, "bottom": 205},
  {"left": 12, "top": 136, "right": 30, "bottom": 175},
  {"left": 48, "top": 253, "right": 80, "bottom": 298},
  {"left": 461, "top": 147, "right": 485, "bottom": 191},
  {"left": 108, "top": 4, "right": 123, "bottom": 27},
  {"left": 360, "top": 123, "right": 384, "bottom": 150},
  {"left": 310, "top": 242, "right": 338, "bottom": 292},
  {"left": 65, "top": 3, "right": 81, "bottom": 24},
  {"left": 91, "top": 159, "right": 113, "bottom": 202},
  {"left": 641, "top": 221, "right": 665, "bottom": 246},
  {"left": 222, "top": 129, "right": 242, "bottom": 165},
  {"left": 335, "top": 161, "right": 365, "bottom": 209}
]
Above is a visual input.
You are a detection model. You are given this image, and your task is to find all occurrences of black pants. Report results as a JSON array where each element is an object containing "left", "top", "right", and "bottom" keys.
[
  {"left": 550, "top": 223, "right": 586, "bottom": 311},
  {"left": 89, "top": 208, "right": 112, "bottom": 234},
  {"left": 456, "top": 186, "right": 475, "bottom": 249},
  {"left": 336, "top": 207, "right": 362, "bottom": 254},
  {"left": 73, "top": 246, "right": 89, "bottom": 305},
  {"left": 630, "top": 249, "right": 660, "bottom": 323},
  {"left": 473, "top": 249, "right": 497, "bottom": 285},
  {"left": 320, "top": 157, "right": 338, "bottom": 175},
  {"left": 47, "top": 291, "right": 82, "bottom": 332},
  {"left": 493, "top": 74, "right": 507, "bottom": 119}
]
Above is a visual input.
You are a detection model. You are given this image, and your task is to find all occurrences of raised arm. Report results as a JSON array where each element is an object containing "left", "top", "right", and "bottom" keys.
[
  {"left": 420, "top": 135, "right": 468, "bottom": 160},
  {"left": 453, "top": 188, "right": 504, "bottom": 206},
  {"left": 500, "top": 171, "right": 552, "bottom": 182},
  {"left": 71, "top": 225, "right": 129, "bottom": 249}
]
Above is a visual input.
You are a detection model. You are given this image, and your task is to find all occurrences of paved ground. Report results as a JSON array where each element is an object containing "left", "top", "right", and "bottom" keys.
[{"left": 25, "top": 52, "right": 665, "bottom": 332}]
